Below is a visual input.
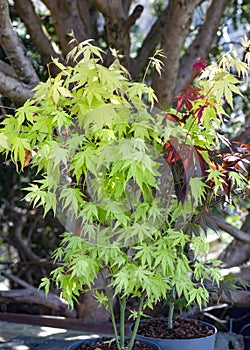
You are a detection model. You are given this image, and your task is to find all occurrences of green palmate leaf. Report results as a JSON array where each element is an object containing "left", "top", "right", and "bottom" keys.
[
  {"left": 71, "top": 256, "right": 99, "bottom": 286},
  {"left": 59, "top": 187, "right": 84, "bottom": 216},
  {"left": 11, "top": 136, "right": 31, "bottom": 169},
  {"left": 84, "top": 103, "right": 118, "bottom": 132},
  {"left": 189, "top": 177, "right": 207, "bottom": 206},
  {"left": 52, "top": 109, "right": 72, "bottom": 131},
  {"left": 229, "top": 171, "right": 248, "bottom": 189},
  {"left": 134, "top": 243, "right": 155, "bottom": 267},
  {"left": 206, "top": 168, "right": 225, "bottom": 192},
  {"left": 191, "top": 236, "right": 210, "bottom": 258},
  {"left": 70, "top": 146, "right": 96, "bottom": 182},
  {"left": 80, "top": 201, "right": 99, "bottom": 222},
  {"left": 15, "top": 99, "right": 39, "bottom": 125},
  {"left": 201, "top": 67, "right": 242, "bottom": 109},
  {"left": 46, "top": 142, "right": 69, "bottom": 169},
  {"left": 39, "top": 277, "right": 50, "bottom": 296}
]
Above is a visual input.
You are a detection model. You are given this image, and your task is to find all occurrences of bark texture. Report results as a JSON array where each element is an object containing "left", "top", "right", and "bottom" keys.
[
  {"left": 219, "top": 211, "right": 250, "bottom": 267},
  {"left": 175, "top": 0, "right": 231, "bottom": 94},
  {"left": 152, "top": 0, "right": 202, "bottom": 107}
]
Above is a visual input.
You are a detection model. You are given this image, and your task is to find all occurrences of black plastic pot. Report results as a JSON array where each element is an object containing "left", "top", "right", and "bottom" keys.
[
  {"left": 130, "top": 319, "right": 217, "bottom": 350},
  {"left": 68, "top": 336, "right": 160, "bottom": 350}
]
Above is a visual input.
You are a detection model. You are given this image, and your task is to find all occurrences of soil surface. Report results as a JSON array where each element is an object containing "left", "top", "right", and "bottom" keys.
[
  {"left": 136, "top": 318, "right": 214, "bottom": 339},
  {"left": 75, "top": 338, "right": 156, "bottom": 350}
]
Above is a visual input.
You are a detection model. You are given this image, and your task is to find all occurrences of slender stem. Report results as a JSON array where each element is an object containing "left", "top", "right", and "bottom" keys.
[
  {"left": 102, "top": 274, "right": 121, "bottom": 350},
  {"left": 127, "top": 296, "right": 145, "bottom": 350},
  {"left": 119, "top": 296, "right": 126, "bottom": 350},
  {"left": 168, "top": 302, "right": 174, "bottom": 329}
]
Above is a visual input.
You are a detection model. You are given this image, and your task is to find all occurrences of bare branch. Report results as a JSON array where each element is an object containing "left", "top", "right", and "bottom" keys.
[
  {"left": 214, "top": 216, "right": 250, "bottom": 244},
  {"left": 1, "top": 272, "right": 77, "bottom": 318},
  {"left": 213, "top": 290, "right": 250, "bottom": 308},
  {"left": 13, "top": 0, "right": 63, "bottom": 75},
  {"left": 219, "top": 212, "right": 250, "bottom": 267},
  {"left": 176, "top": 0, "right": 230, "bottom": 94},
  {"left": 0, "top": 71, "right": 34, "bottom": 105},
  {"left": 124, "top": 4, "right": 144, "bottom": 32},
  {"left": 0, "top": 0, "right": 39, "bottom": 85}
]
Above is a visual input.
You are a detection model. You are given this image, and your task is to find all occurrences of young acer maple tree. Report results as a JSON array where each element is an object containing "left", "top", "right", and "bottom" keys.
[{"left": 0, "top": 38, "right": 249, "bottom": 347}]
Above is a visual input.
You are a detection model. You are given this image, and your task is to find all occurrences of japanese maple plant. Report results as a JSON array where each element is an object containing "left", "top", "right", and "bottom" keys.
[{"left": 0, "top": 37, "right": 249, "bottom": 349}]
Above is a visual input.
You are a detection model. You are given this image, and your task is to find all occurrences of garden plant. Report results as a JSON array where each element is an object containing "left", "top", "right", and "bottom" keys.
[{"left": 0, "top": 37, "right": 249, "bottom": 349}]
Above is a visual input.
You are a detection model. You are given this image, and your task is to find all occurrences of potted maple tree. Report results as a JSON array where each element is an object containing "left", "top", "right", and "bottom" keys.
[
  {"left": 130, "top": 39, "right": 250, "bottom": 350},
  {"left": 0, "top": 37, "right": 249, "bottom": 350}
]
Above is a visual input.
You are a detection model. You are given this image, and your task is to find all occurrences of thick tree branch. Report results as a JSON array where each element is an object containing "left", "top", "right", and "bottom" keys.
[
  {"left": 175, "top": 0, "right": 230, "bottom": 94},
  {"left": 0, "top": 0, "right": 39, "bottom": 85},
  {"left": 90, "top": 0, "right": 109, "bottom": 17},
  {"left": 219, "top": 211, "right": 250, "bottom": 267},
  {"left": 91, "top": 0, "right": 132, "bottom": 69},
  {"left": 77, "top": 0, "right": 98, "bottom": 40},
  {"left": 152, "top": 0, "right": 201, "bottom": 106},
  {"left": 124, "top": 4, "right": 143, "bottom": 32},
  {"left": 221, "top": 265, "right": 250, "bottom": 283},
  {"left": 233, "top": 116, "right": 250, "bottom": 144},
  {"left": 214, "top": 216, "right": 250, "bottom": 244},
  {"left": 0, "top": 272, "right": 77, "bottom": 318},
  {"left": 122, "top": 0, "right": 132, "bottom": 16},
  {"left": 13, "top": 0, "right": 63, "bottom": 75},
  {"left": 0, "top": 71, "right": 34, "bottom": 105},
  {"left": 131, "top": 5, "right": 169, "bottom": 78},
  {"left": 42, "top": 0, "right": 88, "bottom": 56},
  {"left": 213, "top": 290, "right": 250, "bottom": 308},
  {"left": 0, "top": 59, "right": 17, "bottom": 78}
]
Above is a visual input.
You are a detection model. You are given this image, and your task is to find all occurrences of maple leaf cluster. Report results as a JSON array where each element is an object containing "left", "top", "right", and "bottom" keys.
[{"left": 164, "top": 56, "right": 250, "bottom": 207}]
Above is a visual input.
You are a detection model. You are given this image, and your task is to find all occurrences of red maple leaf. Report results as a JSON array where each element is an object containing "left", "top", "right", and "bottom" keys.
[{"left": 174, "top": 86, "right": 202, "bottom": 112}]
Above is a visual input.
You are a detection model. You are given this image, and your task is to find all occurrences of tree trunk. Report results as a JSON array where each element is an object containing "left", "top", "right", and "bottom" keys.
[{"left": 152, "top": 0, "right": 200, "bottom": 107}]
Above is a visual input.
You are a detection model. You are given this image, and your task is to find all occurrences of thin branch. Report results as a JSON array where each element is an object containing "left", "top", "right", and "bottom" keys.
[
  {"left": 14, "top": 0, "right": 63, "bottom": 74},
  {"left": 0, "top": 0, "right": 39, "bottom": 85},
  {"left": 214, "top": 216, "right": 250, "bottom": 244}
]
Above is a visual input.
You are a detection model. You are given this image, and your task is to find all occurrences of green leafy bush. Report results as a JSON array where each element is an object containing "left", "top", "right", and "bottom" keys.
[{"left": 0, "top": 39, "right": 249, "bottom": 349}]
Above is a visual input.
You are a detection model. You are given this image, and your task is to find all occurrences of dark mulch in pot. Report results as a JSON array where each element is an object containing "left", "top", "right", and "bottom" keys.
[
  {"left": 75, "top": 337, "right": 156, "bottom": 350},
  {"left": 137, "top": 318, "right": 214, "bottom": 339}
]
